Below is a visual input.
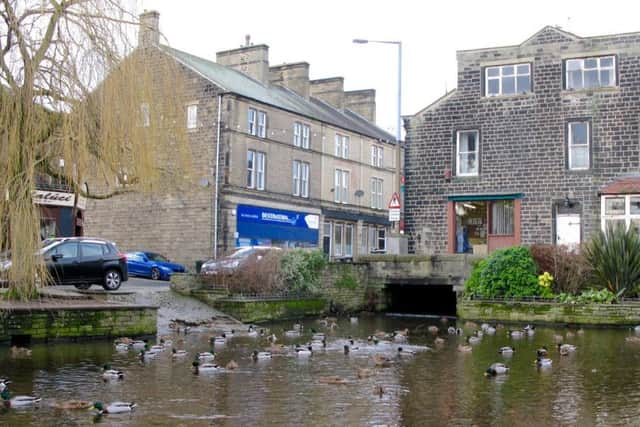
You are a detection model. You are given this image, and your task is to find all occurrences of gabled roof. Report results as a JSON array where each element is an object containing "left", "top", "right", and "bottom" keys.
[
  {"left": 161, "top": 45, "right": 395, "bottom": 143},
  {"left": 521, "top": 25, "right": 580, "bottom": 46}
]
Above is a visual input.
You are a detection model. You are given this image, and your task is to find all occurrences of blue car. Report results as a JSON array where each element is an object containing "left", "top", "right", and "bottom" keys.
[{"left": 125, "top": 251, "right": 185, "bottom": 281}]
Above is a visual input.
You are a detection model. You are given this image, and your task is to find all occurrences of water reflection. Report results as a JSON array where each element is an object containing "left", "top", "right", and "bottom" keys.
[{"left": 1, "top": 316, "right": 640, "bottom": 425}]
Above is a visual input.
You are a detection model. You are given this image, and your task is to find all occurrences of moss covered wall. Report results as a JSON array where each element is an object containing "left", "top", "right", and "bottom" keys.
[
  {"left": 212, "top": 298, "right": 326, "bottom": 323},
  {"left": 459, "top": 300, "right": 640, "bottom": 326},
  {"left": 0, "top": 306, "right": 157, "bottom": 343}
]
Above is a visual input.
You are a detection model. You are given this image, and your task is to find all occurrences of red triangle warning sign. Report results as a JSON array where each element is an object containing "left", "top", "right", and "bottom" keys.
[{"left": 388, "top": 192, "right": 401, "bottom": 209}]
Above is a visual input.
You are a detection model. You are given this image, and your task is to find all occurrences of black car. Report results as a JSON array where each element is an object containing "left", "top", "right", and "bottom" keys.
[{"left": 0, "top": 237, "right": 128, "bottom": 291}]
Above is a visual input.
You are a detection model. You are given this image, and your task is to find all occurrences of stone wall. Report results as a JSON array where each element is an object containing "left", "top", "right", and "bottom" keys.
[
  {"left": 212, "top": 298, "right": 326, "bottom": 324},
  {"left": 405, "top": 28, "right": 640, "bottom": 254},
  {"left": 458, "top": 299, "right": 640, "bottom": 326},
  {"left": 0, "top": 306, "right": 157, "bottom": 343}
]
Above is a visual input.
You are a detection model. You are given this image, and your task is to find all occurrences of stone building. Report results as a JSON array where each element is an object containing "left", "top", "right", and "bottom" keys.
[
  {"left": 405, "top": 26, "right": 640, "bottom": 255},
  {"left": 85, "top": 11, "right": 399, "bottom": 267}
]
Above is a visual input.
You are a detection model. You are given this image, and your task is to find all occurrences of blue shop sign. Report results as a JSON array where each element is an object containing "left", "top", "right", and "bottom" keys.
[{"left": 237, "top": 205, "right": 319, "bottom": 243}]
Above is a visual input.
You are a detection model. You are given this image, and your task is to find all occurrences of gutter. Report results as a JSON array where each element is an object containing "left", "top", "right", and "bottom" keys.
[{"left": 213, "top": 94, "right": 222, "bottom": 259}]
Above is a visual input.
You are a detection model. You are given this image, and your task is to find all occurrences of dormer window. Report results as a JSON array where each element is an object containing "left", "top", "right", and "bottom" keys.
[
  {"left": 485, "top": 64, "right": 531, "bottom": 96},
  {"left": 565, "top": 56, "right": 616, "bottom": 90}
]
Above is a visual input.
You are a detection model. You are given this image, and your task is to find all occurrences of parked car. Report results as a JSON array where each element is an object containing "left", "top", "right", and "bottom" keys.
[
  {"left": 125, "top": 251, "right": 183, "bottom": 280},
  {"left": 200, "top": 246, "right": 282, "bottom": 275},
  {"left": 0, "top": 237, "right": 128, "bottom": 291}
]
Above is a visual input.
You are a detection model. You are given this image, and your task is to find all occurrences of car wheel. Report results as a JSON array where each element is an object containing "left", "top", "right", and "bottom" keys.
[
  {"left": 74, "top": 283, "right": 91, "bottom": 290},
  {"left": 151, "top": 267, "right": 161, "bottom": 281},
  {"left": 103, "top": 269, "right": 122, "bottom": 291}
]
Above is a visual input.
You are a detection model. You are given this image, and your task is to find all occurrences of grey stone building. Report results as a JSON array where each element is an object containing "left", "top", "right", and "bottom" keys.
[
  {"left": 85, "top": 11, "right": 399, "bottom": 267},
  {"left": 405, "top": 26, "right": 640, "bottom": 255}
]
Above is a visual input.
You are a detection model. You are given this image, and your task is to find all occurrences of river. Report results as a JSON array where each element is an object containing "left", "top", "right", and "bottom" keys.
[{"left": 2, "top": 315, "right": 640, "bottom": 426}]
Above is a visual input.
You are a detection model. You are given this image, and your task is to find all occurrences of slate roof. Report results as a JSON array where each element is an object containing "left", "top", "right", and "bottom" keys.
[
  {"left": 161, "top": 45, "right": 396, "bottom": 143},
  {"left": 601, "top": 177, "right": 640, "bottom": 195}
]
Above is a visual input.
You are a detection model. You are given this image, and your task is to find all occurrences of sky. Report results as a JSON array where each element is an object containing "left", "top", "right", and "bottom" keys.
[{"left": 139, "top": 0, "right": 640, "bottom": 137}]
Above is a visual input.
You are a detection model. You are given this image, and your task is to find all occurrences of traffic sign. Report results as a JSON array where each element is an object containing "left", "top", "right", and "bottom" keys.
[
  {"left": 389, "top": 209, "right": 400, "bottom": 221},
  {"left": 388, "top": 192, "right": 401, "bottom": 209}
]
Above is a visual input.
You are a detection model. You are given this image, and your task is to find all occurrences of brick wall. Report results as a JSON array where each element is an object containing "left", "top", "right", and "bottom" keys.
[{"left": 405, "top": 28, "right": 640, "bottom": 254}]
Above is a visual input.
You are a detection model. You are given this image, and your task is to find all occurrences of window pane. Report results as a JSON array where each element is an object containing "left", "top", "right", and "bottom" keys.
[
  {"left": 570, "top": 146, "right": 589, "bottom": 169},
  {"left": 570, "top": 122, "right": 588, "bottom": 145},
  {"left": 334, "top": 224, "right": 343, "bottom": 256},
  {"left": 584, "top": 58, "right": 597, "bottom": 69},
  {"left": 516, "top": 75, "right": 530, "bottom": 94},
  {"left": 567, "top": 60, "right": 582, "bottom": 71},
  {"left": 600, "top": 69, "right": 613, "bottom": 86},
  {"left": 82, "top": 243, "right": 103, "bottom": 257},
  {"left": 487, "top": 67, "right": 499, "bottom": 77},
  {"left": 605, "top": 197, "right": 625, "bottom": 215},
  {"left": 460, "top": 132, "right": 476, "bottom": 152},
  {"left": 52, "top": 243, "right": 78, "bottom": 258},
  {"left": 600, "top": 57, "right": 614, "bottom": 67},
  {"left": 491, "top": 200, "right": 514, "bottom": 235},
  {"left": 568, "top": 70, "right": 583, "bottom": 90},
  {"left": 502, "top": 66, "right": 514, "bottom": 76},
  {"left": 584, "top": 69, "right": 598, "bottom": 88},
  {"left": 516, "top": 64, "right": 530, "bottom": 74},
  {"left": 459, "top": 153, "right": 477, "bottom": 174},
  {"left": 630, "top": 197, "right": 640, "bottom": 215},
  {"left": 502, "top": 76, "right": 515, "bottom": 94},
  {"left": 345, "top": 226, "right": 353, "bottom": 256},
  {"left": 487, "top": 79, "right": 499, "bottom": 95}
]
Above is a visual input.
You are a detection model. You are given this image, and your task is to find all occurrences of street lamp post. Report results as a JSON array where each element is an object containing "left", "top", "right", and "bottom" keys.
[{"left": 353, "top": 38, "right": 403, "bottom": 232}]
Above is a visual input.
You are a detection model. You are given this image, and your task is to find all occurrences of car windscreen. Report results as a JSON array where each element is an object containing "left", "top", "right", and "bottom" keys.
[
  {"left": 147, "top": 253, "right": 169, "bottom": 262},
  {"left": 229, "top": 248, "right": 254, "bottom": 259}
]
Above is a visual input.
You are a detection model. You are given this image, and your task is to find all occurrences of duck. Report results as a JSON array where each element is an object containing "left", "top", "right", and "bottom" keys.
[
  {"left": 485, "top": 326, "right": 497, "bottom": 335},
  {"left": 634, "top": 325, "right": 640, "bottom": 334},
  {"left": 225, "top": 360, "right": 239, "bottom": 370},
  {"left": 565, "top": 331, "right": 575, "bottom": 339},
  {"left": 101, "top": 364, "right": 124, "bottom": 380},
  {"left": 293, "top": 323, "right": 303, "bottom": 331},
  {"left": 464, "top": 321, "right": 478, "bottom": 329},
  {"left": 148, "top": 344, "right": 164, "bottom": 354},
  {"left": 311, "top": 330, "right": 326, "bottom": 341},
  {"left": 509, "top": 330, "right": 524, "bottom": 338},
  {"left": 171, "top": 348, "right": 188, "bottom": 358},
  {"left": 397, "top": 347, "right": 416, "bottom": 356},
  {"left": 447, "top": 326, "right": 457, "bottom": 334},
  {"left": 498, "top": 346, "right": 515, "bottom": 355},
  {"left": 114, "top": 342, "right": 129, "bottom": 352},
  {"left": 457, "top": 344, "right": 473, "bottom": 353},
  {"left": 557, "top": 343, "right": 577, "bottom": 355},
  {"left": 192, "top": 360, "right": 223, "bottom": 373},
  {"left": 427, "top": 325, "right": 439, "bottom": 334},
  {"left": 160, "top": 338, "right": 173, "bottom": 348},
  {"left": 284, "top": 330, "right": 301, "bottom": 338},
  {"left": 625, "top": 336, "right": 640, "bottom": 344},
  {"left": 480, "top": 323, "right": 490, "bottom": 331},
  {"left": 130, "top": 340, "right": 146, "bottom": 350},
  {"left": 350, "top": 317, "right": 359, "bottom": 324},
  {"left": 51, "top": 400, "right": 93, "bottom": 410},
  {"left": 252, "top": 350, "right": 272, "bottom": 360},
  {"left": 434, "top": 337, "right": 445, "bottom": 345},
  {"left": 319, "top": 376, "right": 348, "bottom": 385},
  {"left": 1, "top": 389, "right": 41, "bottom": 407},
  {"left": 267, "top": 333, "right": 278, "bottom": 343},
  {"left": 196, "top": 351, "right": 215, "bottom": 362},
  {"left": 9, "top": 346, "right": 32, "bottom": 358},
  {"left": 373, "top": 354, "right": 393, "bottom": 367},
  {"left": 139, "top": 347, "right": 156, "bottom": 361},
  {"left": 0, "top": 379, "right": 10, "bottom": 393},
  {"left": 536, "top": 346, "right": 549, "bottom": 357},
  {"left": 475, "top": 330, "right": 484, "bottom": 338},
  {"left": 535, "top": 357, "right": 553, "bottom": 367},
  {"left": 210, "top": 334, "right": 227, "bottom": 345},
  {"left": 310, "top": 339, "right": 326, "bottom": 351},
  {"left": 92, "top": 401, "right": 136, "bottom": 414},
  {"left": 246, "top": 326, "right": 258, "bottom": 338},
  {"left": 295, "top": 345, "right": 312, "bottom": 357},
  {"left": 467, "top": 335, "right": 481, "bottom": 345},
  {"left": 485, "top": 363, "right": 509, "bottom": 376},
  {"left": 553, "top": 334, "right": 564, "bottom": 343},
  {"left": 524, "top": 325, "right": 536, "bottom": 336}
]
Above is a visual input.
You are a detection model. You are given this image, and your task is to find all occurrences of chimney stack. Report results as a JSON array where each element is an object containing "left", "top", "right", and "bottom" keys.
[
  {"left": 216, "top": 36, "right": 270, "bottom": 84},
  {"left": 310, "top": 77, "right": 344, "bottom": 110},
  {"left": 269, "top": 62, "right": 310, "bottom": 99},
  {"left": 345, "top": 89, "right": 376, "bottom": 122},
  {"left": 138, "top": 10, "right": 160, "bottom": 48}
]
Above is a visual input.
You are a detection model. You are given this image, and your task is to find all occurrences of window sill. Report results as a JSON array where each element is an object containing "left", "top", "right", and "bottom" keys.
[
  {"left": 566, "top": 168, "right": 592, "bottom": 175},
  {"left": 482, "top": 92, "right": 534, "bottom": 100},
  {"left": 561, "top": 87, "right": 619, "bottom": 97}
]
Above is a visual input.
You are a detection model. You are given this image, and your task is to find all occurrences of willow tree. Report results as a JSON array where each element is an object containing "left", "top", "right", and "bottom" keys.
[{"left": 0, "top": 1, "right": 191, "bottom": 299}]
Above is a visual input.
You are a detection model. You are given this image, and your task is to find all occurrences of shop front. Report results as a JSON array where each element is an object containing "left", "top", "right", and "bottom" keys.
[
  {"left": 447, "top": 194, "right": 522, "bottom": 255},
  {"left": 33, "top": 189, "right": 85, "bottom": 239},
  {"left": 235, "top": 204, "right": 319, "bottom": 248},
  {"left": 321, "top": 209, "right": 390, "bottom": 259}
]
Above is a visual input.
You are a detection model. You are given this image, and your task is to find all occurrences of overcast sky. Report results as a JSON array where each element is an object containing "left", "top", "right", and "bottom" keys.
[{"left": 140, "top": 0, "right": 640, "bottom": 137}]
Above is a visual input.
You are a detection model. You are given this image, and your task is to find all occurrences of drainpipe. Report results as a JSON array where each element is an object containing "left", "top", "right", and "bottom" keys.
[{"left": 213, "top": 94, "right": 222, "bottom": 259}]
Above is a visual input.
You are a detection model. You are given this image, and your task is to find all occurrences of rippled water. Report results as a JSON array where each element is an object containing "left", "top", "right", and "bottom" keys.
[{"left": 2, "top": 315, "right": 640, "bottom": 426}]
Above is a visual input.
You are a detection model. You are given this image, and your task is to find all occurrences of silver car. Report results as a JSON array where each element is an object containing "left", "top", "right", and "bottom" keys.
[{"left": 200, "top": 246, "right": 282, "bottom": 275}]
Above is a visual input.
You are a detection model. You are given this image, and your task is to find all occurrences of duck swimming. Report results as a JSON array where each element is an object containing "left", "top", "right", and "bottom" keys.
[
  {"left": 92, "top": 401, "right": 136, "bottom": 414},
  {"left": 1, "top": 389, "right": 41, "bottom": 407},
  {"left": 252, "top": 350, "right": 272, "bottom": 360},
  {"left": 102, "top": 364, "right": 124, "bottom": 380},
  {"left": 557, "top": 343, "right": 577, "bottom": 355},
  {"left": 192, "top": 360, "right": 223, "bottom": 373},
  {"left": 172, "top": 348, "right": 188, "bottom": 358},
  {"left": 295, "top": 345, "right": 312, "bottom": 357},
  {"left": 485, "top": 363, "right": 509, "bottom": 376},
  {"left": 498, "top": 346, "right": 515, "bottom": 355},
  {"left": 196, "top": 351, "right": 215, "bottom": 362},
  {"left": 536, "top": 346, "right": 549, "bottom": 357},
  {"left": 114, "top": 342, "right": 129, "bottom": 352},
  {"left": 535, "top": 356, "right": 553, "bottom": 367},
  {"left": 0, "top": 379, "right": 10, "bottom": 393}
]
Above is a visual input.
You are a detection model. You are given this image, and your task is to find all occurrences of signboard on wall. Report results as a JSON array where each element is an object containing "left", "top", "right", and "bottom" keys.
[
  {"left": 388, "top": 192, "right": 401, "bottom": 221},
  {"left": 32, "top": 190, "right": 75, "bottom": 207},
  {"left": 236, "top": 204, "right": 319, "bottom": 244}
]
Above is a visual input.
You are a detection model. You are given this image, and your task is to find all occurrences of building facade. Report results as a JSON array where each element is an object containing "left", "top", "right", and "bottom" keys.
[
  {"left": 405, "top": 26, "right": 640, "bottom": 255},
  {"left": 85, "top": 11, "right": 399, "bottom": 267}
]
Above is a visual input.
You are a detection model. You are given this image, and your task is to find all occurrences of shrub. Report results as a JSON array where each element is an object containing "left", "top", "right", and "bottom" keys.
[
  {"left": 530, "top": 244, "right": 592, "bottom": 294},
  {"left": 201, "top": 250, "right": 283, "bottom": 294},
  {"left": 584, "top": 223, "right": 640, "bottom": 298},
  {"left": 465, "top": 246, "right": 549, "bottom": 298},
  {"left": 335, "top": 270, "right": 358, "bottom": 289},
  {"left": 280, "top": 249, "right": 327, "bottom": 294},
  {"left": 558, "top": 288, "right": 617, "bottom": 304}
]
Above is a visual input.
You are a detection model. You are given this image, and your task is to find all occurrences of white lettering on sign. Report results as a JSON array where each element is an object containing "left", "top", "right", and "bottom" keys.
[{"left": 32, "top": 190, "right": 75, "bottom": 207}]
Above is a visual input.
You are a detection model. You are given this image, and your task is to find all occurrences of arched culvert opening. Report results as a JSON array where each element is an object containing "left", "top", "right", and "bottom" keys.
[{"left": 385, "top": 284, "right": 457, "bottom": 317}]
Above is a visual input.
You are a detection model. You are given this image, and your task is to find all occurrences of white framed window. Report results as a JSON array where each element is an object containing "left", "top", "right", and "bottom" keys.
[
  {"left": 293, "top": 123, "right": 302, "bottom": 147},
  {"left": 187, "top": 104, "right": 198, "bottom": 129},
  {"left": 141, "top": 103, "right": 150, "bottom": 128},
  {"left": 247, "top": 150, "right": 266, "bottom": 190},
  {"left": 456, "top": 130, "right": 479, "bottom": 176},
  {"left": 566, "top": 56, "right": 616, "bottom": 90},
  {"left": 601, "top": 195, "right": 640, "bottom": 232},
  {"left": 567, "top": 121, "right": 590, "bottom": 170},
  {"left": 302, "top": 124, "right": 310, "bottom": 149},
  {"left": 371, "top": 145, "right": 383, "bottom": 167},
  {"left": 258, "top": 111, "right": 267, "bottom": 138},
  {"left": 360, "top": 225, "right": 368, "bottom": 255},
  {"left": 334, "top": 169, "right": 349, "bottom": 204},
  {"left": 248, "top": 108, "right": 257, "bottom": 135},
  {"left": 377, "top": 228, "right": 386, "bottom": 251},
  {"left": 335, "top": 134, "right": 349, "bottom": 158},
  {"left": 370, "top": 177, "right": 383, "bottom": 209},
  {"left": 292, "top": 160, "right": 310, "bottom": 197},
  {"left": 345, "top": 225, "right": 353, "bottom": 257},
  {"left": 485, "top": 64, "right": 531, "bottom": 96},
  {"left": 334, "top": 223, "right": 344, "bottom": 256}
]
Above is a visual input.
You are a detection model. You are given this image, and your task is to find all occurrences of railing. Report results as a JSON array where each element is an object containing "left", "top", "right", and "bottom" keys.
[{"left": 468, "top": 295, "right": 640, "bottom": 304}]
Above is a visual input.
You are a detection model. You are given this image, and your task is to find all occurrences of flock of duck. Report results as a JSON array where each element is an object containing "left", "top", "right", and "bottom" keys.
[{"left": 4, "top": 318, "right": 640, "bottom": 417}]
